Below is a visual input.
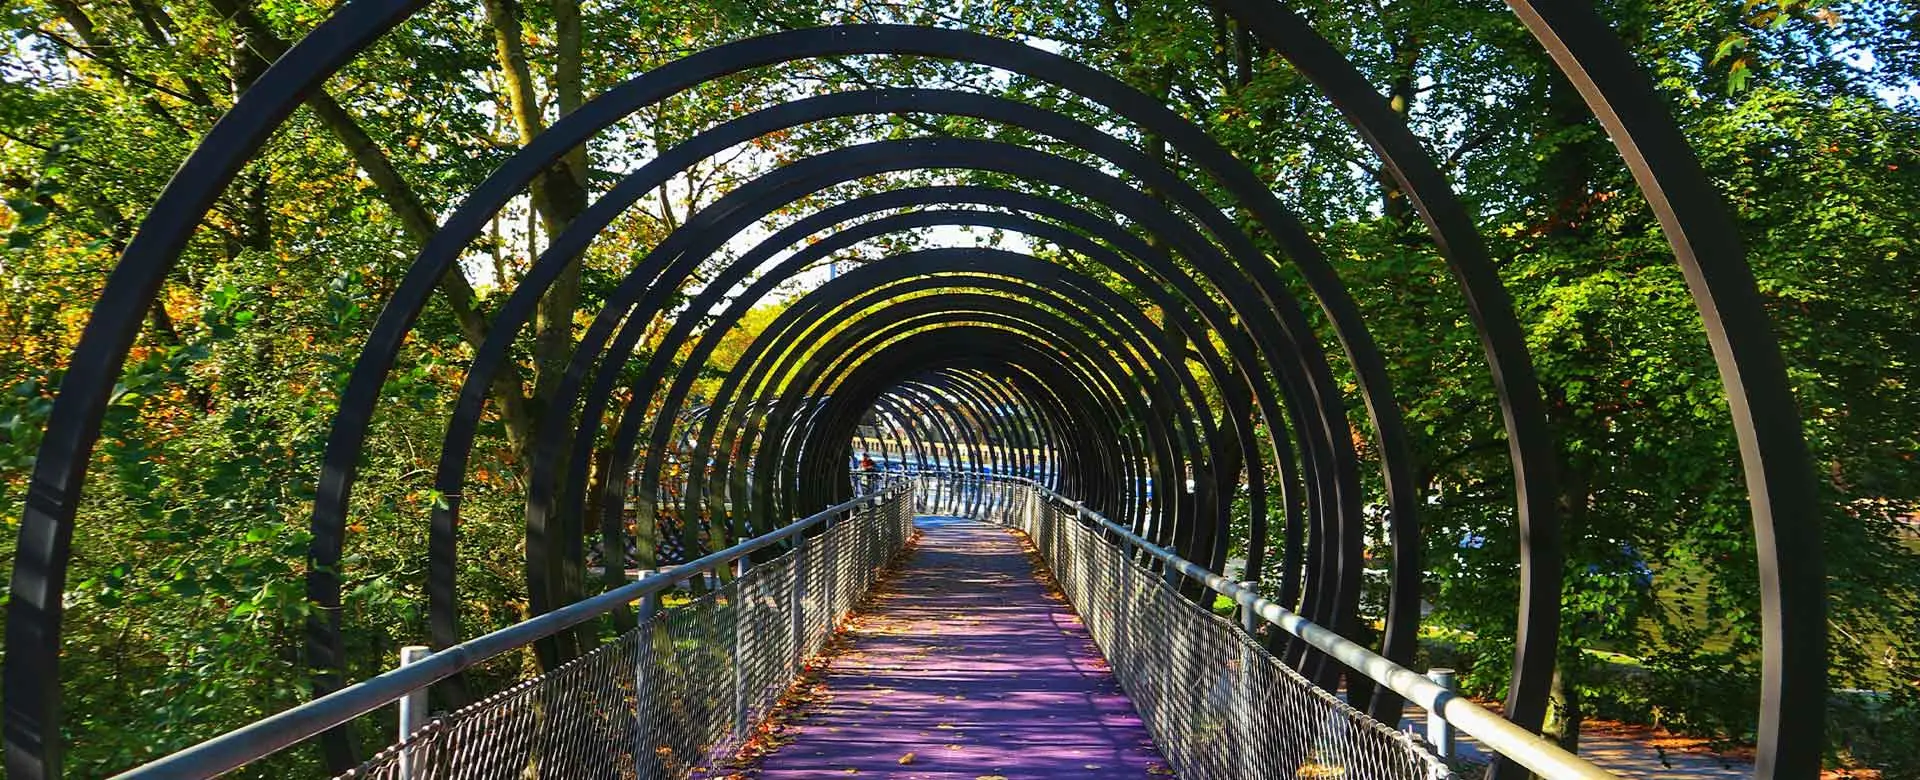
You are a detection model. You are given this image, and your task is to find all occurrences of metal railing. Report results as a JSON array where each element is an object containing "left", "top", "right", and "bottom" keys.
[
  {"left": 116, "top": 470, "right": 1617, "bottom": 779},
  {"left": 114, "top": 482, "right": 916, "bottom": 780},
  {"left": 920, "top": 471, "right": 1618, "bottom": 780}
]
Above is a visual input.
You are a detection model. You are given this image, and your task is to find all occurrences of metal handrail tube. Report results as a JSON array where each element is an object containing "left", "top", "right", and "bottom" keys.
[
  {"left": 113, "top": 488, "right": 898, "bottom": 780},
  {"left": 1010, "top": 477, "right": 1615, "bottom": 780},
  {"left": 894, "top": 468, "right": 1608, "bottom": 777}
]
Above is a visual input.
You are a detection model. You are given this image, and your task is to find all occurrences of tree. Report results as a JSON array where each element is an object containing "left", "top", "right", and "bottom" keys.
[{"left": 2, "top": 0, "right": 1915, "bottom": 774}]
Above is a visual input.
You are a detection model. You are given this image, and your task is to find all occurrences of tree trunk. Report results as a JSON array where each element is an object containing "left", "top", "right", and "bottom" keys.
[
  {"left": 1380, "top": 26, "right": 1421, "bottom": 227},
  {"left": 483, "top": 0, "right": 594, "bottom": 667},
  {"left": 208, "top": 0, "right": 540, "bottom": 455},
  {"left": 1531, "top": 51, "right": 1604, "bottom": 758},
  {"left": 1543, "top": 660, "right": 1583, "bottom": 751}
]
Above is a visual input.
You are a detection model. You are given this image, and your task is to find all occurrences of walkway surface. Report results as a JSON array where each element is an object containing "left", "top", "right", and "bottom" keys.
[{"left": 750, "top": 516, "right": 1169, "bottom": 779}]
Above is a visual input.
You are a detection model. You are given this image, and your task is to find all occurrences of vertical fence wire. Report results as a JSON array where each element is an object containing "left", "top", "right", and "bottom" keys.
[
  {"left": 980, "top": 478, "right": 1451, "bottom": 780},
  {"left": 339, "top": 475, "right": 1444, "bottom": 780},
  {"left": 337, "top": 486, "right": 915, "bottom": 780}
]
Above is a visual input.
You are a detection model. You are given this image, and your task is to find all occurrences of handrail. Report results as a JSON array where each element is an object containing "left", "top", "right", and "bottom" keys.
[
  {"left": 904, "top": 469, "right": 1612, "bottom": 778},
  {"left": 996, "top": 475, "right": 1615, "bottom": 780},
  {"left": 113, "top": 486, "right": 903, "bottom": 780}
]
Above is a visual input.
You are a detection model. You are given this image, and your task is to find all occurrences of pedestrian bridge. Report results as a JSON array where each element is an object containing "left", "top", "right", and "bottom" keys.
[
  {"left": 122, "top": 473, "right": 1607, "bottom": 780},
  {"left": 9, "top": 7, "right": 1822, "bottom": 780}
]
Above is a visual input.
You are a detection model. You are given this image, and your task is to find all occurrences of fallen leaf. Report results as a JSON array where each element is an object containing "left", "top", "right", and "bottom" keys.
[{"left": 898, "top": 752, "right": 916, "bottom": 765}]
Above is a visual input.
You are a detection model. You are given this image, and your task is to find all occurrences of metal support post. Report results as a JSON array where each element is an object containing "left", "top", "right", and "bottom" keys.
[
  {"left": 396, "top": 645, "right": 430, "bottom": 780},
  {"left": 634, "top": 594, "right": 661, "bottom": 779},
  {"left": 1115, "top": 512, "right": 1133, "bottom": 674},
  {"left": 1426, "top": 667, "right": 1457, "bottom": 760},
  {"left": 791, "top": 537, "right": 809, "bottom": 671},
  {"left": 1239, "top": 582, "right": 1260, "bottom": 635},
  {"left": 825, "top": 514, "right": 840, "bottom": 619},
  {"left": 732, "top": 556, "right": 750, "bottom": 740}
]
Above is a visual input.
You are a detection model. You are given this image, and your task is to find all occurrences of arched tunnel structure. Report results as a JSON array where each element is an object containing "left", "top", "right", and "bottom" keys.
[{"left": 6, "top": 6, "right": 1825, "bottom": 779}]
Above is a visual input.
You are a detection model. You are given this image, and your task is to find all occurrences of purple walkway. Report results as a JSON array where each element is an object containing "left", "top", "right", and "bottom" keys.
[{"left": 751, "top": 516, "right": 1169, "bottom": 779}]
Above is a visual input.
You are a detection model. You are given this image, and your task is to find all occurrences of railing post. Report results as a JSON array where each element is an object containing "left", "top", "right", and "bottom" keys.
[
  {"left": 1426, "top": 667, "right": 1457, "bottom": 760},
  {"left": 1118, "top": 520, "right": 1134, "bottom": 670},
  {"left": 1237, "top": 626, "right": 1261, "bottom": 780},
  {"left": 791, "top": 532, "right": 809, "bottom": 672},
  {"left": 859, "top": 502, "right": 872, "bottom": 580},
  {"left": 825, "top": 512, "right": 840, "bottom": 615},
  {"left": 1239, "top": 582, "right": 1260, "bottom": 635},
  {"left": 733, "top": 556, "right": 750, "bottom": 742},
  {"left": 396, "top": 645, "right": 430, "bottom": 780},
  {"left": 869, "top": 498, "right": 882, "bottom": 570},
  {"left": 633, "top": 593, "right": 661, "bottom": 779}
]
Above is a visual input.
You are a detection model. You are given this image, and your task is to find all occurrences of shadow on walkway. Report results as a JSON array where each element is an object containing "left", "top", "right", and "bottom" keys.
[{"left": 751, "top": 516, "right": 1170, "bottom": 779}]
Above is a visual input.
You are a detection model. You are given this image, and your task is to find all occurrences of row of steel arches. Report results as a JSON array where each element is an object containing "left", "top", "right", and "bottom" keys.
[{"left": 5, "top": 9, "right": 1822, "bottom": 779}]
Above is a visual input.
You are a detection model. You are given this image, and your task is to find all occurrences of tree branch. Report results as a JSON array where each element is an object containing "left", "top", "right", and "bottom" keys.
[
  {"left": 1443, "top": 121, "right": 1504, "bottom": 173},
  {"left": 208, "top": 0, "right": 538, "bottom": 450},
  {"left": 479, "top": 0, "right": 588, "bottom": 413},
  {"left": 28, "top": 26, "right": 202, "bottom": 106},
  {"left": 127, "top": 0, "right": 222, "bottom": 109}
]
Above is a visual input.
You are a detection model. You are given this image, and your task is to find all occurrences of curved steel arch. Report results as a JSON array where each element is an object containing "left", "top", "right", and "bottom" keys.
[
  {"left": 818, "top": 309, "right": 1187, "bottom": 515},
  {"left": 903, "top": 370, "right": 1051, "bottom": 483},
  {"left": 734, "top": 272, "right": 1186, "bottom": 537},
  {"left": 725, "top": 290, "right": 1159, "bottom": 537},
  {"left": 6, "top": 12, "right": 1821, "bottom": 779},
  {"left": 817, "top": 326, "right": 1149, "bottom": 495},
  {"left": 480, "top": 127, "right": 1359, "bottom": 626},
  {"left": 705, "top": 290, "right": 1144, "bottom": 537},
  {"left": 836, "top": 331, "right": 1143, "bottom": 520},
  {"left": 511, "top": 129, "right": 1375, "bottom": 688},
  {"left": 609, "top": 196, "right": 1319, "bottom": 636},
  {"left": 656, "top": 252, "right": 1146, "bottom": 525},
  {"left": 605, "top": 217, "right": 1215, "bottom": 541},
  {"left": 761, "top": 266, "right": 1219, "bottom": 542},
  {"left": 611, "top": 198, "right": 1275, "bottom": 570}
]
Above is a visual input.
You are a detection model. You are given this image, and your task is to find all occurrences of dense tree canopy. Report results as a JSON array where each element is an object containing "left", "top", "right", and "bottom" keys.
[{"left": 1, "top": 0, "right": 1915, "bottom": 775}]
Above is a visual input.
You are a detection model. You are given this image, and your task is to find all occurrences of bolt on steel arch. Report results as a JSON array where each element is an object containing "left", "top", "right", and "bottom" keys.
[{"left": 6, "top": 6, "right": 1823, "bottom": 779}]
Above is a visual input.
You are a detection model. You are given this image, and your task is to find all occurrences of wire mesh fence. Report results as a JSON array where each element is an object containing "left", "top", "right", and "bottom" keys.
[
  {"left": 974, "top": 479, "right": 1450, "bottom": 780},
  {"left": 910, "top": 470, "right": 1023, "bottom": 518},
  {"left": 337, "top": 486, "right": 915, "bottom": 780},
  {"left": 333, "top": 473, "right": 1445, "bottom": 780}
]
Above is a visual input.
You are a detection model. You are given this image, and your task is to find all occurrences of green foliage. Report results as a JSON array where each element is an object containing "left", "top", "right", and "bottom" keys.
[{"left": 0, "top": 0, "right": 1915, "bottom": 774}]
